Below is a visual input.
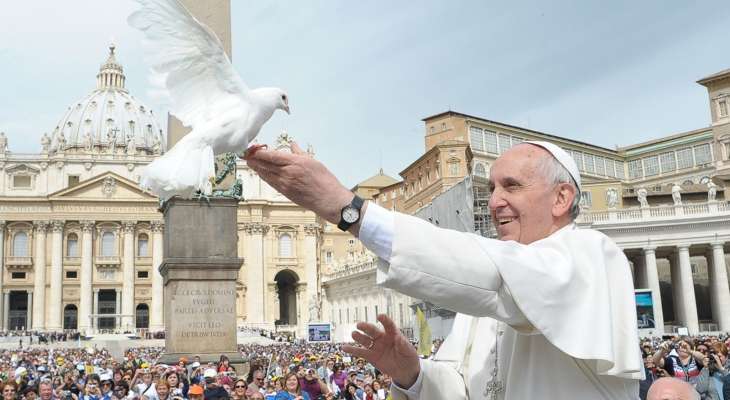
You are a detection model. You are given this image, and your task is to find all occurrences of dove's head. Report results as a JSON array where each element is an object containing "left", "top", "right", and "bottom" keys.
[{"left": 256, "top": 87, "right": 290, "bottom": 115}]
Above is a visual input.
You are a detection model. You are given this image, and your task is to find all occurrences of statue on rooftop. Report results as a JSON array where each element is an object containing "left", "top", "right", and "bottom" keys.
[
  {"left": 637, "top": 187, "right": 649, "bottom": 208},
  {"left": 672, "top": 183, "right": 682, "bottom": 206},
  {"left": 708, "top": 181, "right": 718, "bottom": 202}
]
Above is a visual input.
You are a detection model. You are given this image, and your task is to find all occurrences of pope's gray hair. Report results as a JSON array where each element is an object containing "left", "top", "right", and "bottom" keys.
[{"left": 536, "top": 153, "right": 581, "bottom": 221}]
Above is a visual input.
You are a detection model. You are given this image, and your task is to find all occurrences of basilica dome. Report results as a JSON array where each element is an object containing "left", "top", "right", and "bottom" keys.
[{"left": 48, "top": 45, "right": 165, "bottom": 155}]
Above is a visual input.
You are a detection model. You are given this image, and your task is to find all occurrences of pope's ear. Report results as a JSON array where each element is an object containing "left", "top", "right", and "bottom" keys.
[{"left": 553, "top": 183, "right": 576, "bottom": 219}]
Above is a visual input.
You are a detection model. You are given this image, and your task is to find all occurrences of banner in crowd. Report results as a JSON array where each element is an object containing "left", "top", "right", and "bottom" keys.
[
  {"left": 416, "top": 307, "right": 432, "bottom": 356},
  {"left": 635, "top": 289, "right": 656, "bottom": 329},
  {"left": 307, "top": 323, "right": 332, "bottom": 342}
]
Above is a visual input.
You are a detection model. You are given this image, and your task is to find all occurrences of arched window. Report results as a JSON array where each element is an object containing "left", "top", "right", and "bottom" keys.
[
  {"left": 474, "top": 163, "right": 487, "bottom": 178},
  {"left": 279, "top": 234, "right": 292, "bottom": 257},
  {"left": 67, "top": 233, "right": 79, "bottom": 257},
  {"left": 137, "top": 233, "right": 149, "bottom": 257},
  {"left": 101, "top": 231, "right": 115, "bottom": 256},
  {"left": 13, "top": 232, "right": 29, "bottom": 257},
  {"left": 136, "top": 303, "right": 149, "bottom": 329}
]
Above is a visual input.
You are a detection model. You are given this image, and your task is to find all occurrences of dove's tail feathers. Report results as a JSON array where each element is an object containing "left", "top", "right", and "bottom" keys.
[{"left": 139, "top": 134, "right": 215, "bottom": 201}]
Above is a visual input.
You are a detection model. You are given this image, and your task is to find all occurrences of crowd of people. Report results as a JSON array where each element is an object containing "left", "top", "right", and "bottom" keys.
[
  {"left": 640, "top": 335, "right": 730, "bottom": 400},
  {"left": 0, "top": 340, "right": 396, "bottom": 400},
  {"left": 0, "top": 332, "right": 726, "bottom": 399}
]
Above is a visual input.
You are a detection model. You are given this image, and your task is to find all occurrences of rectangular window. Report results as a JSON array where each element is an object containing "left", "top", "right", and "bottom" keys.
[
  {"left": 659, "top": 152, "right": 676, "bottom": 173},
  {"left": 614, "top": 160, "right": 625, "bottom": 179},
  {"left": 573, "top": 152, "right": 585, "bottom": 171},
  {"left": 347, "top": 309, "right": 350, "bottom": 323},
  {"left": 469, "top": 127, "right": 484, "bottom": 152},
  {"left": 325, "top": 251, "right": 333, "bottom": 264},
  {"left": 719, "top": 99, "right": 728, "bottom": 117},
  {"left": 594, "top": 157, "right": 605, "bottom": 176},
  {"left": 339, "top": 309, "right": 342, "bottom": 324},
  {"left": 628, "top": 159, "right": 643, "bottom": 179},
  {"left": 511, "top": 136, "right": 524, "bottom": 146},
  {"left": 643, "top": 156, "right": 660, "bottom": 177},
  {"left": 137, "top": 271, "right": 149, "bottom": 279},
  {"left": 694, "top": 144, "right": 712, "bottom": 165},
  {"left": 584, "top": 154, "right": 595, "bottom": 174},
  {"left": 449, "top": 162, "right": 459, "bottom": 176},
  {"left": 364, "top": 307, "right": 368, "bottom": 322},
  {"left": 13, "top": 175, "right": 31, "bottom": 188},
  {"left": 354, "top": 307, "right": 359, "bottom": 321},
  {"left": 498, "top": 134, "right": 511, "bottom": 154},
  {"left": 581, "top": 191, "right": 593, "bottom": 208},
  {"left": 11, "top": 272, "right": 26, "bottom": 280},
  {"left": 606, "top": 159, "right": 616, "bottom": 178},
  {"left": 68, "top": 175, "right": 80, "bottom": 187},
  {"left": 399, "top": 303, "right": 404, "bottom": 326},
  {"left": 65, "top": 271, "right": 78, "bottom": 279},
  {"left": 375, "top": 305, "right": 379, "bottom": 317},
  {"left": 676, "top": 147, "right": 694, "bottom": 169},
  {"left": 484, "top": 131, "right": 498, "bottom": 154}
]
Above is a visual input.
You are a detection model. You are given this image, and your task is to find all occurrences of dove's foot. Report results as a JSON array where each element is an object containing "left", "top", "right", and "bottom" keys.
[
  {"left": 193, "top": 191, "right": 212, "bottom": 206},
  {"left": 242, "top": 143, "right": 268, "bottom": 159}
]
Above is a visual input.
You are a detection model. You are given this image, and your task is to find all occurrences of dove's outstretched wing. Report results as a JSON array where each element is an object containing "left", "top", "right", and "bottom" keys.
[{"left": 128, "top": 0, "right": 249, "bottom": 128}]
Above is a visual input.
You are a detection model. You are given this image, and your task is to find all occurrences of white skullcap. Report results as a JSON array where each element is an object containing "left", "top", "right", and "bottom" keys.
[{"left": 524, "top": 141, "right": 581, "bottom": 190}]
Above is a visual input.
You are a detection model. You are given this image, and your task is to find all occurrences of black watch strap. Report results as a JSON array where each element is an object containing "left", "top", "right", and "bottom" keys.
[{"left": 337, "top": 195, "right": 364, "bottom": 231}]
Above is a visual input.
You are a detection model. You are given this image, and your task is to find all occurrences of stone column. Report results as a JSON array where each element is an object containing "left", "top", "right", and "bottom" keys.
[
  {"left": 150, "top": 221, "right": 164, "bottom": 331},
  {"left": 121, "top": 221, "right": 136, "bottom": 331},
  {"left": 709, "top": 243, "right": 730, "bottom": 331},
  {"left": 48, "top": 220, "right": 64, "bottom": 331},
  {"left": 303, "top": 224, "right": 320, "bottom": 324},
  {"left": 677, "top": 245, "right": 699, "bottom": 334},
  {"left": 78, "top": 221, "right": 94, "bottom": 333},
  {"left": 32, "top": 221, "right": 48, "bottom": 330},
  {"left": 115, "top": 288, "right": 122, "bottom": 331},
  {"left": 92, "top": 289, "right": 99, "bottom": 332},
  {"left": 26, "top": 291, "right": 33, "bottom": 330},
  {"left": 0, "top": 221, "right": 5, "bottom": 330},
  {"left": 244, "top": 223, "right": 268, "bottom": 324},
  {"left": 3, "top": 290, "right": 9, "bottom": 330},
  {"left": 643, "top": 247, "right": 665, "bottom": 333}
]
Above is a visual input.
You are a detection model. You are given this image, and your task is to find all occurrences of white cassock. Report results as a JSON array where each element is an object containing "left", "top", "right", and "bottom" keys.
[{"left": 358, "top": 203, "right": 644, "bottom": 400}]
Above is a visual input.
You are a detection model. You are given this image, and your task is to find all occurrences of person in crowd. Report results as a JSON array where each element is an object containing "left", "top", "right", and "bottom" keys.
[
  {"left": 647, "top": 377, "right": 700, "bottom": 400},
  {"left": 653, "top": 339, "right": 706, "bottom": 386},
  {"left": 145, "top": 380, "right": 169, "bottom": 400},
  {"left": 38, "top": 380, "right": 55, "bottom": 400},
  {"left": 80, "top": 375, "right": 101, "bottom": 400},
  {"left": 329, "top": 365, "right": 346, "bottom": 396},
  {"left": 23, "top": 386, "right": 38, "bottom": 400},
  {"left": 165, "top": 371, "right": 186, "bottom": 399},
  {"left": 245, "top": 370, "right": 264, "bottom": 398},
  {"left": 695, "top": 342, "right": 730, "bottom": 400},
  {"left": 230, "top": 379, "right": 247, "bottom": 400},
  {"left": 110, "top": 382, "right": 128, "bottom": 400},
  {"left": 201, "top": 370, "right": 227, "bottom": 400},
  {"left": 187, "top": 386, "right": 203, "bottom": 400},
  {"left": 343, "top": 383, "right": 362, "bottom": 400},
  {"left": 1, "top": 381, "right": 17, "bottom": 400},
  {"left": 274, "top": 373, "right": 309, "bottom": 400},
  {"left": 297, "top": 369, "right": 327, "bottom": 400},
  {"left": 216, "top": 358, "right": 229, "bottom": 375},
  {"left": 99, "top": 374, "right": 114, "bottom": 400}
]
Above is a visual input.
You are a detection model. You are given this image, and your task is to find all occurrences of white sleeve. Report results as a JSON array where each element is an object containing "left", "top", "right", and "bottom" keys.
[
  {"left": 358, "top": 202, "right": 394, "bottom": 262},
  {"left": 389, "top": 360, "right": 467, "bottom": 400}
]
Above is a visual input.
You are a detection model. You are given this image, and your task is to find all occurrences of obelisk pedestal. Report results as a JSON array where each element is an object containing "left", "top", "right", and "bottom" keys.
[{"left": 158, "top": 198, "right": 246, "bottom": 368}]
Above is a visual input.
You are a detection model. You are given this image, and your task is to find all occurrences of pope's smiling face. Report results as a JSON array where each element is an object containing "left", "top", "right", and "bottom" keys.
[{"left": 488, "top": 144, "right": 574, "bottom": 244}]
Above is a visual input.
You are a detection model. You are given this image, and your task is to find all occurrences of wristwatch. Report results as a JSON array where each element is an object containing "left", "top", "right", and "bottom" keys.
[{"left": 337, "top": 195, "right": 364, "bottom": 231}]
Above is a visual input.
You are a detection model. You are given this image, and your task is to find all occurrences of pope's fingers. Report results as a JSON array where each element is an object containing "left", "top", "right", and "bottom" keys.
[
  {"left": 355, "top": 322, "right": 384, "bottom": 340},
  {"left": 351, "top": 331, "right": 375, "bottom": 348},
  {"left": 377, "top": 314, "right": 399, "bottom": 336},
  {"left": 290, "top": 141, "right": 305, "bottom": 155},
  {"left": 244, "top": 148, "right": 292, "bottom": 166},
  {"left": 341, "top": 344, "right": 374, "bottom": 361}
]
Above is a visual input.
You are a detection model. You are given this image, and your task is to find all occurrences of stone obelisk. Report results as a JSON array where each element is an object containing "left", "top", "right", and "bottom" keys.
[{"left": 158, "top": 198, "right": 245, "bottom": 366}]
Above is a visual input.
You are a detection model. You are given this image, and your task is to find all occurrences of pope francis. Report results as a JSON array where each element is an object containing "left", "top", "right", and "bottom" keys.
[{"left": 245, "top": 141, "right": 644, "bottom": 399}]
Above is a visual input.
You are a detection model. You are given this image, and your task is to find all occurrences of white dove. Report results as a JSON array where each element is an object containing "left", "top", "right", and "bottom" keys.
[{"left": 129, "top": 0, "right": 290, "bottom": 201}]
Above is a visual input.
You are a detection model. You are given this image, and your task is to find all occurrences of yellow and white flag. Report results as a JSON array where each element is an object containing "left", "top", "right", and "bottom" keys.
[{"left": 416, "top": 306, "right": 432, "bottom": 357}]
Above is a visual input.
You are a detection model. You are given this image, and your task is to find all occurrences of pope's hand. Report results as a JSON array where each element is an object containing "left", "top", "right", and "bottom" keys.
[
  {"left": 342, "top": 314, "right": 420, "bottom": 389},
  {"left": 244, "top": 142, "right": 356, "bottom": 228}
]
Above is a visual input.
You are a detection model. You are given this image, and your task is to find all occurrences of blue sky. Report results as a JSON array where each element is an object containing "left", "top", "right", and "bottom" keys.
[{"left": 1, "top": 1, "right": 729, "bottom": 187}]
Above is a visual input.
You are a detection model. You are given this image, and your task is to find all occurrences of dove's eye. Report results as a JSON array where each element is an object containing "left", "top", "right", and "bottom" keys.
[{"left": 282, "top": 95, "right": 287, "bottom": 101}]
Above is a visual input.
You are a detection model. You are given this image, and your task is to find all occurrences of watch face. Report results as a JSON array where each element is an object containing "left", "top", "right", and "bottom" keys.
[{"left": 342, "top": 206, "right": 360, "bottom": 223}]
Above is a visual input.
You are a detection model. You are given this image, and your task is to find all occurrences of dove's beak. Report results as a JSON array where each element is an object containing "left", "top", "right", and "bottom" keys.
[{"left": 284, "top": 105, "right": 290, "bottom": 115}]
